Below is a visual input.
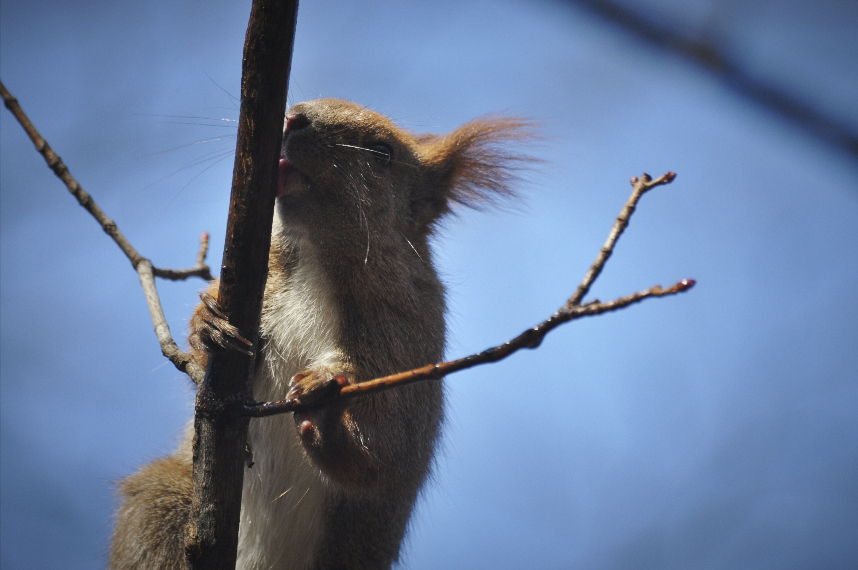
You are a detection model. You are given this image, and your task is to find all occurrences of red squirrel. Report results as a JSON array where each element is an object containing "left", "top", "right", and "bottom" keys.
[{"left": 110, "top": 99, "right": 531, "bottom": 569}]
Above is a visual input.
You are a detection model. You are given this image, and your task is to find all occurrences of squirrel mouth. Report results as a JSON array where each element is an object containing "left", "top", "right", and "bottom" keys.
[{"left": 277, "top": 157, "right": 292, "bottom": 198}]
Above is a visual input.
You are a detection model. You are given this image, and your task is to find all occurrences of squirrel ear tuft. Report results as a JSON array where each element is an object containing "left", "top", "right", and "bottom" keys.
[{"left": 413, "top": 116, "right": 538, "bottom": 228}]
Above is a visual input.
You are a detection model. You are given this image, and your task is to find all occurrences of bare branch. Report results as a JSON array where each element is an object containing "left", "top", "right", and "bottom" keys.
[
  {"left": 0, "top": 79, "right": 207, "bottom": 384},
  {"left": 153, "top": 232, "right": 215, "bottom": 282},
  {"left": 1, "top": 80, "right": 144, "bottom": 267},
  {"left": 565, "top": 171, "right": 676, "bottom": 309},
  {"left": 242, "top": 171, "right": 694, "bottom": 419},
  {"left": 138, "top": 261, "right": 206, "bottom": 384},
  {"left": 245, "top": 278, "right": 694, "bottom": 418}
]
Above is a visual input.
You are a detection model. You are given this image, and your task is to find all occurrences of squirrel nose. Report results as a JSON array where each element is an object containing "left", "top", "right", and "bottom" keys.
[{"left": 285, "top": 112, "right": 310, "bottom": 132}]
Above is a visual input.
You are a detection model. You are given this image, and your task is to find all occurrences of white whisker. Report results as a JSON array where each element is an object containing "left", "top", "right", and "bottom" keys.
[
  {"left": 403, "top": 234, "right": 423, "bottom": 261},
  {"left": 271, "top": 486, "right": 294, "bottom": 503}
]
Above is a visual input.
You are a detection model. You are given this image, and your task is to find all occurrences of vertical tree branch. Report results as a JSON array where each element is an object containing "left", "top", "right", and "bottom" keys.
[{"left": 183, "top": 1, "right": 299, "bottom": 569}]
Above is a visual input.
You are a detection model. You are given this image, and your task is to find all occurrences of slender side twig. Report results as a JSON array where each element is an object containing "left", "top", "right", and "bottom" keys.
[
  {"left": 565, "top": 172, "right": 675, "bottom": 309},
  {"left": 0, "top": 79, "right": 208, "bottom": 385},
  {"left": 242, "top": 171, "right": 694, "bottom": 418},
  {"left": 153, "top": 232, "right": 215, "bottom": 281}
]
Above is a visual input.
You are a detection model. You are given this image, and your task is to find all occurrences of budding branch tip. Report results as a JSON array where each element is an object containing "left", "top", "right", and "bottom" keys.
[{"left": 672, "top": 278, "right": 695, "bottom": 293}]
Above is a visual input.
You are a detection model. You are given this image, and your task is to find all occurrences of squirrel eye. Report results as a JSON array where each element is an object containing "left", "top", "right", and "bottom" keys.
[{"left": 369, "top": 143, "right": 392, "bottom": 166}]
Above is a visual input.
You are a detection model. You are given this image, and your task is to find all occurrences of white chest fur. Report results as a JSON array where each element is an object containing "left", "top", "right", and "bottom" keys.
[{"left": 236, "top": 225, "right": 342, "bottom": 570}]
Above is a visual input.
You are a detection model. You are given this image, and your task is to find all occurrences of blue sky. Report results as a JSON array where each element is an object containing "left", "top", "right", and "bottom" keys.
[{"left": 2, "top": 0, "right": 857, "bottom": 568}]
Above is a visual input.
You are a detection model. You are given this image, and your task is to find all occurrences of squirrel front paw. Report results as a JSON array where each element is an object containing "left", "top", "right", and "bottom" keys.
[
  {"left": 188, "top": 292, "right": 254, "bottom": 356},
  {"left": 288, "top": 367, "right": 378, "bottom": 487},
  {"left": 286, "top": 368, "right": 353, "bottom": 406},
  {"left": 287, "top": 368, "right": 354, "bottom": 442}
]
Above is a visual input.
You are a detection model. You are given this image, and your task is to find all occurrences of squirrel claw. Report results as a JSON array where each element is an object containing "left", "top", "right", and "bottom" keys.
[
  {"left": 189, "top": 293, "right": 254, "bottom": 356},
  {"left": 200, "top": 292, "right": 229, "bottom": 320}
]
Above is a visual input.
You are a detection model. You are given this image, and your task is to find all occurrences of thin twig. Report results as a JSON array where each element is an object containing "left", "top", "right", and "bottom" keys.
[
  {"left": 244, "top": 279, "right": 694, "bottom": 418},
  {"left": 138, "top": 261, "right": 206, "bottom": 384},
  {"left": 565, "top": 172, "right": 676, "bottom": 309},
  {"left": 0, "top": 79, "right": 207, "bottom": 384},
  {"left": 153, "top": 232, "right": 215, "bottom": 281},
  {"left": 242, "top": 171, "right": 693, "bottom": 418},
  {"left": 1, "top": 80, "right": 143, "bottom": 266}
]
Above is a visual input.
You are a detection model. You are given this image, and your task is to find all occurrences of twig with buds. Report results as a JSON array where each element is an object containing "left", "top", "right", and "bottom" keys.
[{"left": 244, "top": 172, "right": 694, "bottom": 418}]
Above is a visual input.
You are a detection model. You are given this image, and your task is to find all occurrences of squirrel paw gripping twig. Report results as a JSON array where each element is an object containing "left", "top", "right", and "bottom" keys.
[{"left": 188, "top": 292, "right": 254, "bottom": 356}]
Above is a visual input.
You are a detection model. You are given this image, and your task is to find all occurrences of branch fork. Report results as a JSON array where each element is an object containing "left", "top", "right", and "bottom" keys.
[{"left": 1, "top": 79, "right": 212, "bottom": 385}]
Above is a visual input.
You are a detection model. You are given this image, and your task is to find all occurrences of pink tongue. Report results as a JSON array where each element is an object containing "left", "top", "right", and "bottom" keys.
[{"left": 277, "top": 158, "right": 291, "bottom": 198}]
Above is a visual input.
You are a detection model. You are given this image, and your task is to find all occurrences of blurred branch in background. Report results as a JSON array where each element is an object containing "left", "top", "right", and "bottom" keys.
[{"left": 569, "top": 0, "right": 858, "bottom": 158}]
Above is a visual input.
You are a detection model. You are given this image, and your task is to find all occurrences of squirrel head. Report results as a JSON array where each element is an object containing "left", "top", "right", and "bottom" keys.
[{"left": 277, "top": 98, "right": 534, "bottom": 263}]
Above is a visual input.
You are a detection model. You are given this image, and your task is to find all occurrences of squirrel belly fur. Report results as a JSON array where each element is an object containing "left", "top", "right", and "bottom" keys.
[{"left": 110, "top": 99, "right": 531, "bottom": 569}]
